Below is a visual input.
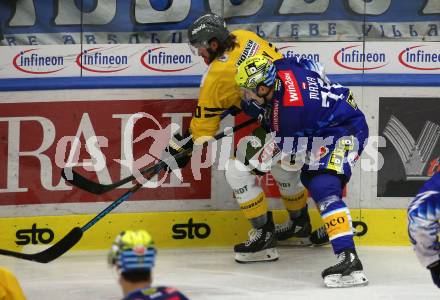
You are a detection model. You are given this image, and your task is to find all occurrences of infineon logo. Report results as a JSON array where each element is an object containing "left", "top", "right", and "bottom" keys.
[
  {"left": 398, "top": 45, "right": 440, "bottom": 71},
  {"left": 279, "top": 46, "right": 320, "bottom": 62},
  {"left": 13, "top": 49, "right": 65, "bottom": 74},
  {"left": 333, "top": 45, "right": 387, "bottom": 70},
  {"left": 141, "top": 47, "right": 196, "bottom": 72},
  {"left": 76, "top": 48, "right": 129, "bottom": 73}
]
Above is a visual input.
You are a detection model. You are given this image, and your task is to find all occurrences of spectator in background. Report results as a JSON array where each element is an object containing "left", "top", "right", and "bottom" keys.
[
  {"left": 0, "top": 267, "right": 26, "bottom": 300},
  {"left": 108, "top": 230, "right": 189, "bottom": 300},
  {"left": 408, "top": 171, "right": 440, "bottom": 288}
]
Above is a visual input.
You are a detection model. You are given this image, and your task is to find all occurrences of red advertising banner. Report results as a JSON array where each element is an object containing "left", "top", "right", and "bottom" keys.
[{"left": 0, "top": 99, "right": 210, "bottom": 205}]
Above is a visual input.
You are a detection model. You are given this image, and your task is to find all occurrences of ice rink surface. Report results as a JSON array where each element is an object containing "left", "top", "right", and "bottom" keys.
[{"left": 2, "top": 246, "right": 439, "bottom": 300}]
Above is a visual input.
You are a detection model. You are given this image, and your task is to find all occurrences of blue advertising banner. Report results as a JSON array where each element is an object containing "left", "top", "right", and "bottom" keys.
[{"left": 0, "top": 0, "right": 439, "bottom": 45}]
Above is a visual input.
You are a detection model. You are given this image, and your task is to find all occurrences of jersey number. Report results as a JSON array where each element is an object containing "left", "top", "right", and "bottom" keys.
[{"left": 317, "top": 78, "right": 342, "bottom": 108}]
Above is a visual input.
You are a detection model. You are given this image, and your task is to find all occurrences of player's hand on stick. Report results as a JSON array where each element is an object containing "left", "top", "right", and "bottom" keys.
[
  {"left": 240, "top": 99, "right": 271, "bottom": 132},
  {"left": 241, "top": 99, "right": 264, "bottom": 119},
  {"left": 166, "top": 132, "right": 193, "bottom": 170},
  {"left": 221, "top": 105, "right": 242, "bottom": 119}
]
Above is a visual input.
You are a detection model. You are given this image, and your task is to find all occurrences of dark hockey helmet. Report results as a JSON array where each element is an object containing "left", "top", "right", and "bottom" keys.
[{"left": 188, "top": 13, "right": 229, "bottom": 48}]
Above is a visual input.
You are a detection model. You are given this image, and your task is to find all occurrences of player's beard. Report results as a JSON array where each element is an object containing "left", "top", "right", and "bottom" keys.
[
  {"left": 260, "top": 92, "right": 272, "bottom": 107},
  {"left": 259, "top": 86, "right": 275, "bottom": 107},
  {"left": 206, "top": 47, "right": 220, "bottom": 64}
]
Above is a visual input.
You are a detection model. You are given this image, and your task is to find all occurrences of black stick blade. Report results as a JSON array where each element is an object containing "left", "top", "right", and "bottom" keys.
[
  {"left": 0, "top": 227, "right": 83, "bottom": 263},
  {"left": 61, "top": 168, "right": 114, "bottom": 195}
]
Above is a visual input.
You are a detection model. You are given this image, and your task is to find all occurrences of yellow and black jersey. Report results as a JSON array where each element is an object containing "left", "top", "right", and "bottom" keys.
[
  {"left": 190, "top": 29, "right": 283, "bottom": 141},
  {"left": 0, "top": 267, "right": 26, "bottom": 300}
]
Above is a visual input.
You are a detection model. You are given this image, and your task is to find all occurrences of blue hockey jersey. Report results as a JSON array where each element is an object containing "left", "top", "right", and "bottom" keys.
[
  {"left": 269, "top": 57, "right": 367, "bottom": 153},
  {"left": 123, "top": 286, "right": 189, "bottom": 300},
  {"left": 240, "top": 57, "right": 369, "bottom": 180},
  {"left": 408, "top": 172, "right": 440, "bottom": 268}
]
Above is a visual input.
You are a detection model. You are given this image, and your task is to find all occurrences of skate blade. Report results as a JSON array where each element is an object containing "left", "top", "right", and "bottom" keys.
[
  {"left": 277, "top": 237, "right": 312, "bottom": 247},
  {"left": 323, "top": 271, "right": 369, "bottom": 288},
  {"left": 310, "top": 240, "right": 330, "bottom": 247},
  {"left": 235, "top": 248, "right": 279, "bottom": 263}
]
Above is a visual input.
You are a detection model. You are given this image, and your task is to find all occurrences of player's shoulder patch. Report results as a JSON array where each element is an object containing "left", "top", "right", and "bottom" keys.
[{"left": 346, "top": 92, "right": 358, "bottom": 110}]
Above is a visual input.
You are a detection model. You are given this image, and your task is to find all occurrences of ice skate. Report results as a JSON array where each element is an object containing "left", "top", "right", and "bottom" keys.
[
  {"left": 234, "top": 211, "right": 278, "bottom": 263},
  {"left": 321, "top": 249, "right": 369, "bottom": 288},
  {"left": 309, "top": 225, "right": 330, "bottom": 246},
  {"left": 275, "top": 210, "right": 312, "bottom": 246}
]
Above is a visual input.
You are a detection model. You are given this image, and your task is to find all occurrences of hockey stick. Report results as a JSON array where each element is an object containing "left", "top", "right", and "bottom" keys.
[
  {"left": 0, "top": 118, "right": 256, "bottom": 263},
  {"left": 0, "top": 169, "right": 160, "bottom": 263},
  {"left": 62, "top": 114, "right": 253, "bottom": 194},
  {"left": 0, "top": 227, "right": 83, "bottom": 263}
]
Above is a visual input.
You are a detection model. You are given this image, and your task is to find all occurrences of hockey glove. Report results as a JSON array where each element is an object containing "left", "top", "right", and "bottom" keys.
[
  {"left": 241, "top": 99, "right": 264, "bottom": 118},
  {"left": 221, "top": 105, "right": 242, "bottom": 119},
  {"left": 240, "top": 99, "right": 271, "bottom": 132},
  {"left": 166, "top": 132, "right": 193, "bottom": 170},
  {"left": 428, "top": 260, "right": 440, "bottom": 288}
]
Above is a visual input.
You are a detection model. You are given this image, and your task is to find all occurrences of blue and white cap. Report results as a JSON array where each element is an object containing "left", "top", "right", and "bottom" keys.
[{"left": 108, "top": 230, "right": 156, "bottom": 273}]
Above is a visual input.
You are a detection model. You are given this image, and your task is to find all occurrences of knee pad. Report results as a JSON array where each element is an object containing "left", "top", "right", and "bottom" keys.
[
  {"left": 307, "top": 173, "right": 343, "bottom": 203},
  {"left": 271, "top": 163, "right": 307, "bottom": 211},
  {"left": 225, "top": 158, "right": 267, "bottom": 219}
]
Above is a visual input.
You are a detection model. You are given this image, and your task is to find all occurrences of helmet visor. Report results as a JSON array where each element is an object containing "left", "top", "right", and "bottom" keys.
[
  {"left": 189, "top": 43, "right": 200, "bottom": 55},
  {"left": 188, "top": 41, "right": 209, "bottom": 55}
]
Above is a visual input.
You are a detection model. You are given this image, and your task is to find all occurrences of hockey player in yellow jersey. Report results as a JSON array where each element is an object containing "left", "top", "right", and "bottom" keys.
[
  {"left": 0, "top": 267, "right": 26, "bottom": 300},
  {"left": 167, "top": 13, "right": 329, "bottom": 263},
  {"left": 188, "top": 29, "right": 282, "bottom": 139},
  {"left": 167, "top": 12, "right": 282, "bottom": 160}
]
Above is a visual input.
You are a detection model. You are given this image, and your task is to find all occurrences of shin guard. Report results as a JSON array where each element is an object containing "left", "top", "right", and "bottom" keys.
[{"left": 225, "top": 158, "right": 269, "bottom": 226}]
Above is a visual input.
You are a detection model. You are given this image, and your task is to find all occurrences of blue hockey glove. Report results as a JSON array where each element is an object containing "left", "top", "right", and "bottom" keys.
[
  {"left": 220, "top": 105, "right": 242, "bottom": 119},
  {"left": 240, "top": 99, "right": 271, "bottom": 132},
  {"left": 241, "top": 99, "right": 265, "bottom": 119}
]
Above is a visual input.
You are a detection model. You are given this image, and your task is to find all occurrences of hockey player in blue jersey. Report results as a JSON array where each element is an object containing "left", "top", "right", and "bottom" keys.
[
  {"left": 233, "top": 54, "right": 369, "bottom": 288},
  {"left": 408, "top": 172, "right": 440, "bottom": 288},
  {"left": 108, "top": 230, "right": 189, "bottom": 300}
]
